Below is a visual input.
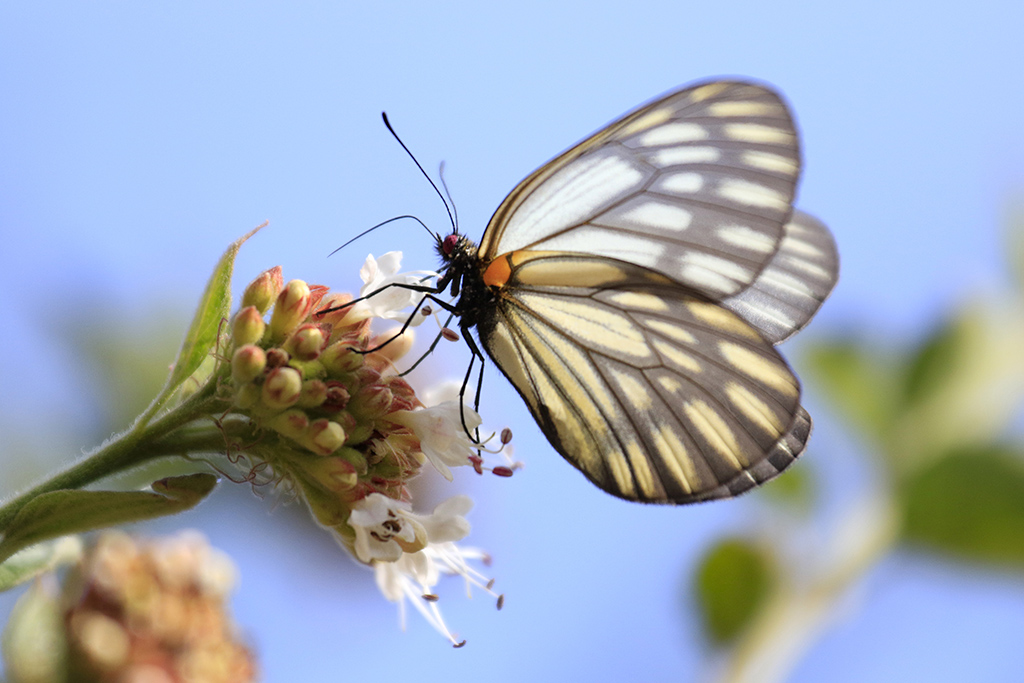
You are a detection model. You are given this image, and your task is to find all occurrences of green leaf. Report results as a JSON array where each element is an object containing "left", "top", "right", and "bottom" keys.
[
  {"left": 0, "top": 474, "right": 217, "bottom": 566},
  {"left": 140, "top": 225, "right": 265, "bottom": 424},
  {"left": 900, "top": 446, "right": 1024, "bottom": 572},
  {"left": 802, "top": 338, "right": 901, "bottom": 442},
  {"left": 692, "top": 538, "right": 775, "bottom": 646},
  {"left": 900, "top": 315, "right": 967, "bottom": 408},
  {"left": 0, "top": 537, "right": 83, "bottom": 592}
]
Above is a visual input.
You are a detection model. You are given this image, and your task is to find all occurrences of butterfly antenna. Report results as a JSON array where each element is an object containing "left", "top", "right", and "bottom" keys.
[
  {"left": 328, "top": 214, "right": 435, "bottom": 257},
  {"left": 438, "top": 161, "right": 459, "bottom": 232},
  {"left": 382, "top": 112, "right": 457, "bottom": 236}
]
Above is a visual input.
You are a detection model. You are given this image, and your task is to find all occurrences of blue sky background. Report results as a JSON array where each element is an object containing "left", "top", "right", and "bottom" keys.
[{"left": 2, "top": 2, "right": 1024, "bottom": 681}]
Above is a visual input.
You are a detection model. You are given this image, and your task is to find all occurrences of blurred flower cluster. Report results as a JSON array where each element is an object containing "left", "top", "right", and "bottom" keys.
[{"left": 2, "top": 532, "right": 253, "bottom": 683}]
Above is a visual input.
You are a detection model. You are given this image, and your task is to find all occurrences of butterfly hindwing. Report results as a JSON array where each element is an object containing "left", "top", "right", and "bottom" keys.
[
  {"left": 723, "top": 210, "right": 839, "bottom": 344},
  {"left": 474, "top": 252, "right": 812, "bottom": 504}
]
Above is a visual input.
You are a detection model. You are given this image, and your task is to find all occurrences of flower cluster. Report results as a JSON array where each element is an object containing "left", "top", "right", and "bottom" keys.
[
  {"left": 54, "top": 532, "right": 253, "bottom": 683},
  {"left": 223, "top": 254, "right": 507, "bottom": 645}
]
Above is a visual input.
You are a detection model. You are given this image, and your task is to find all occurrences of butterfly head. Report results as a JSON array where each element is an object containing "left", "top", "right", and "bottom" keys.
[{"left": 436, "top": 231, "right": 478, "bottom": 266}]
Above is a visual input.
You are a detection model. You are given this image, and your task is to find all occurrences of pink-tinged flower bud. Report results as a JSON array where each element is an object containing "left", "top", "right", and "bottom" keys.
[
  {"left": 384, "top": 377, "right": 418, "bottom": 412},
  {"left": 297, "top": 379, "right": 328, "bottom": 408},
  {"left": 285, "top": 324, "right": 326, "bottom": 361},
  {"left": 322, "top": 381, "right": 351, "bottom": 413},
  {"left": 308, "top": 284, "right": 330, "bottom": 311},
  {"left": 370, "top": 328, "right": 415, "bottom": 364},
  {"left": 355, "top": 385, "right": 393, "bottom": 418},
  {"left": 231, "top": 306, "right": 266, "bottom": 347},
  {"left": 304, "top": 453, "right": 359, "bottom": 492},
  {"left": 316, "top": 293, "right": 355, "bottom": 327},
  {"left": 321, "top": 341, "right": 364, "bottom": 375},
  {"left": 267, "top": 409, "right": 309, "bottom": 440},
  {"left": 234, "top": 383, "right": 261, "bottom": 409},
  {"left": 261, "top": 367, "right": 302, "bottom": 410},
  {"left": 241, "top": 266, "right": 284, "bottom": 314},
  {"left": 354, "top": 366, "right": 382, "bottom": 387},
  {"left": 267, "top": 280, "right": 312, "bottom": 342},
  {"left": 307, "top": 419, "right": 346, "bottom": 455},
  {"left": 231, "top": 344, "right": 267, "bottom": 384},
  {"left": 265, "top": 347, "right": 290, "bottom": 368}
]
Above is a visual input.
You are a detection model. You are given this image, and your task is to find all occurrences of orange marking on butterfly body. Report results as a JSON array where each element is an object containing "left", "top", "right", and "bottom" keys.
[{"left": 482, "top": 254, "right": 513, "bottom": 288}]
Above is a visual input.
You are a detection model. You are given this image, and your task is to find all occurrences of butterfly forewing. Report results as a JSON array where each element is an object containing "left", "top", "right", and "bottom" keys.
[
  {"left": 475, "top": 253, "right": 813, "bottom": 504},
  {"left": 477, "top": 81, "right": 803, "bottom": 303}
]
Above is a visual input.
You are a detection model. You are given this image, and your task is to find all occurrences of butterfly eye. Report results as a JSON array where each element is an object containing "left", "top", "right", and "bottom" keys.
[{"left": 442, "top": 233, "right": 460, "bottom": 257}]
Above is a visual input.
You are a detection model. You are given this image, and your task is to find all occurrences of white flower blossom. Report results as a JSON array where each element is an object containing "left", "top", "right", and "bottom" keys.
[
  {"left": 375, "top": 540, "right": 500, "bottom": 647},
  {"left": 349, "top": 494, "right": 495, "bottom": 646},
  {"left": 349, "top": 493, "right": 472, "bottom": 564},
  {"left": 357, "top": 251, "right": 438, "bottom": 325},
  {"left": 391, "top": 401, "right": 482, "bottom": 481}
]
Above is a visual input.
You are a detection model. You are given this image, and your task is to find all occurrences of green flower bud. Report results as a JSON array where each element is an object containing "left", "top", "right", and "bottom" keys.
[
  {"left": 321, "top": 341, "right": 364, "bottom": 375},
  {"left": 303, "top": 452, "right": 359, "bottom": 492},
  {"left": 231, "top": 344, "right": 266, "bottom": 384},
  {"left": 266, "top": 409, "right": 309, "bottom": 440},
  {"left": 307, "top": 419, "right": 346, "bottom": 455},
  {"left": 231, "top": 306, "right": 266, "bottom": 347},
  {"left": 297, "top": 379, "right": 328, "bottom": 408},
  {"left": 285, "top": 324, "right": 326, "bottom": 361},
  {"left": 261, "top": 367, "right": 302, "bottom": 410},
  {"left": 267, "top": 280, "right": 312, "bottom": 342},
  {"left": 241, "top": 266, "right": 284, "bottom": 314}
]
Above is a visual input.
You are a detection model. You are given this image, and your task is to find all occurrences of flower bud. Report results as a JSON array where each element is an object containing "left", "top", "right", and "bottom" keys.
[
  {"left": 285, "top": 324, "right": 326, "bottom": 361},
  {"left": 261, "top": 367, "right": 302, "bottom": 409},
  {"left": 308, "top": 284, "right": 330, "bottom": 310},
  {"left": 307, "top": 419, "right": 346, "bottom": 455},
  {"left": 297, "top": 379, "right": 328, "bottom": 408},
  {"left": 371, "top": 328, "right": 415, "bottom": 364},
  {"left": 267, "top": 409, "right": 309, "bottom": 440},
  {"left": 316, "top": 293, "right": 355, "bottom": 328},
  {"left": 241, "top": 266, "right": 284, "bottom": 314},
  {"left": 231, "top": 344, "right": 266, "bottom": 384},
  {"left": 385, "top": 377, "right": 418, "bottom": 412},
  {"left": 322, "top": 381, "right": 351, "bottom": 412},
  {"left": 321, "top": 341, "right": 364, "bottom": 374},
  {"left": 267, "top": 280, "right": 312, "bottom": 342},
  {"left": 231, "top": 306, "right": 266, "bottom": 347},
  {"left": 354, "top": 385, "right": 393, "bottom": 418},
  {"left": 304, "top": 453, "right": 359, "bottom": 492}
]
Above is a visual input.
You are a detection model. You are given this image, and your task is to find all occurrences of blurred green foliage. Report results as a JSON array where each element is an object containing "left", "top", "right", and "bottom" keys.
[
  {"left": 693, "top": 538, "right": 775, "bottom": 645},
  {"left": 691, "top": 213, "right": 1024, "bottom": 665}
]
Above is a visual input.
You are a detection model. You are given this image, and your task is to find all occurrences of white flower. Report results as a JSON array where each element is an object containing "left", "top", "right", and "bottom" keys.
[
  {"left": 375, "top": 539, "right": 500, "bottom": 647},
  {"left": 358, "top": 251, "right": 438, "bottom": 325},
  {"left": 349, "top": 493, "right": 472, "bottom": 564},
  {"left": 391, "top": 401, "right": 482, "bottom": 481},
  {"left": 349, "top": 494, "right": 425, "bottom": 563}
]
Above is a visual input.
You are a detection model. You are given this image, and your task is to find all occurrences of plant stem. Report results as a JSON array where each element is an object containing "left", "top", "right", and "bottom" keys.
[
  {"left": 713, "top": 492, "right": 900, "bottom": 683},
  {"left": 0, "top": 382, "right": 228, "bottom": 531}
]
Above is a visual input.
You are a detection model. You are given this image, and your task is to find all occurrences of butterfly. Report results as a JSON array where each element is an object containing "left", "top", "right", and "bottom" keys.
[{"left": 427, "top": 80, "right": 838, "bottom": 505}]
